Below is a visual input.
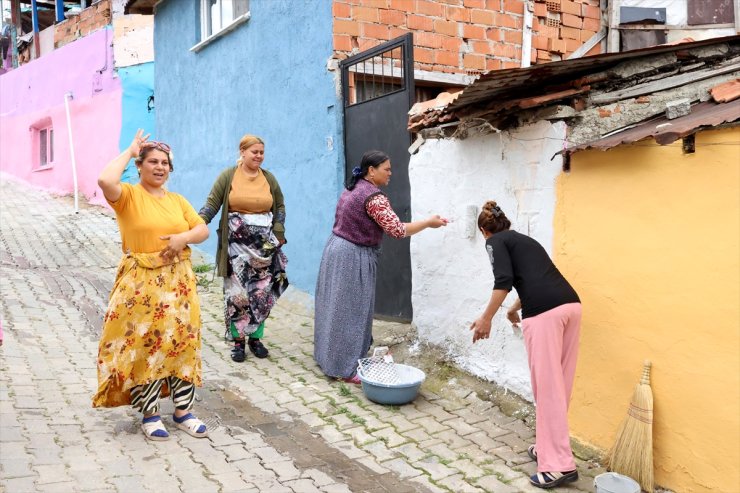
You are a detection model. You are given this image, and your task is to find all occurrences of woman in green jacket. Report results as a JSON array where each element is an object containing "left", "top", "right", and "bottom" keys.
[{"left": 199, "top": 135, "right": 289, "bottom": 362}]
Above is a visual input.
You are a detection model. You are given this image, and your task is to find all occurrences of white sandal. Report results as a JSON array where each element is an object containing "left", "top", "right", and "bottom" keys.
[
  {"left": 141, "top": 415, "right": 170, "bottom": 441},
  {"left": 173, "top": 413, "right": 208, "bottom": 438}
]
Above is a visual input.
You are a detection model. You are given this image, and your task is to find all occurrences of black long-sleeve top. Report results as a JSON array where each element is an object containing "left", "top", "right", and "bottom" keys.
[{"left": 486, "top": 229, "right": 580, "bottom": 319}]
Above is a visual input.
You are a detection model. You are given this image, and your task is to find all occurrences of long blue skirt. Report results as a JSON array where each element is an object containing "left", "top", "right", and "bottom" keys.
[{"left": 313, "top": 234, "right": 378, "bottom": 379}]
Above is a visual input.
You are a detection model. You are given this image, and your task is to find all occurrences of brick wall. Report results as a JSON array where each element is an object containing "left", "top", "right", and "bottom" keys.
[
  {"left": 333, "top": 0, "right": 603, "bottom": 74},
  {"left": 54, "top": 0, "right": 112, "bottom": 49}
]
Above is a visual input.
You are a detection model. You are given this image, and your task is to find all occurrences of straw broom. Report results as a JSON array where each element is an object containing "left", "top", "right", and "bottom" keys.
[{"left": 606, "top": 360, "right": 654, "bottom": 493}]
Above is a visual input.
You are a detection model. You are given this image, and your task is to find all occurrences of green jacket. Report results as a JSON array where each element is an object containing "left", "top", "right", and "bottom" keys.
[{"left": 198, "top": 166, "right": 285, "bottom": 278}]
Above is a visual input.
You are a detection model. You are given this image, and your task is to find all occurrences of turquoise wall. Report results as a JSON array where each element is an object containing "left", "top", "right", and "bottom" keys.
[
  {"left": 118, "top": 62, "right": 155, "bottom": 183},
  {"left": 154, "top": 0, "right": 343, "bottom": 294}
]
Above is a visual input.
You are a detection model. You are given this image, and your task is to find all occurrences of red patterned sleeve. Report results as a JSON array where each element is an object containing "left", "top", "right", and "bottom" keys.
[{"left": 366, "top": 194, "right": 406, "bottom": 239}]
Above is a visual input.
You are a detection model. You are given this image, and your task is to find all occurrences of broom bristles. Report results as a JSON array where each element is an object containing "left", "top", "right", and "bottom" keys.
[{"left": 606, "top": 361, "right": 654, "bottom": 493}]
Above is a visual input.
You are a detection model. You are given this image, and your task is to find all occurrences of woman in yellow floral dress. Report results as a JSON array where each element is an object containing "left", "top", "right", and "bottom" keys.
[{"left": 93, "top": 129, "right": 210, "bottom": 441}]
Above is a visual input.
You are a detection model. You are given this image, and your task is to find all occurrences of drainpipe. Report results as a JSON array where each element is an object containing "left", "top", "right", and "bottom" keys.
[
  {"left": 521, "top": 0, "right": 533, "bottom": 68},
  {"left": 30, "top": 0, "right": 40, "bottom": 58},
  {"left": 64, "top": 93, "right": 79, "bottom": 213},
  {"left": 55, "top": 0, "right": 65, "bottom": 22},
  {"left": 10, "top": 0, "right": 20, "bottom": 68}
]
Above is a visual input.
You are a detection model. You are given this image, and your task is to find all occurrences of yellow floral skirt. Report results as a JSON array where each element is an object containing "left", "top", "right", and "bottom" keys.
[{"left": 92, "top": 249, "right": 202, "bottom": 408}]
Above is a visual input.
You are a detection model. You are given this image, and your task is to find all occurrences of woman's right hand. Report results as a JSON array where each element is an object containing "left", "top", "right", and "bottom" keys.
[
  {"left": 127, "top": 129, "right": 150, "bottom": 159},
  {"left": 506, "top": 307, "right": 521, "bottom": 326},
  {"left": 426, "top": 215, "right": 449, "bottom": 228}
]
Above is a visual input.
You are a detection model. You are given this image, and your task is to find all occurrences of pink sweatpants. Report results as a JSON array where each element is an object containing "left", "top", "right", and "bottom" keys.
[{"left": 522, "top": 302, "right": 581, "bottom": 473}]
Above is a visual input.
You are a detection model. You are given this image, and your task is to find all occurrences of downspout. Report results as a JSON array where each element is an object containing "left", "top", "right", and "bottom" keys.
[
  {"left": 64, "top": 93, "right": 79, "bottom": 213},
  {"left": 10, "top": 0, "right": 19, "bottom": 68},
  {"left": 55, "top": 0, "right": 65, "bottom": 23},
  {"left": 30, "top": 0, "right": 39, "bottom": 59},
  {"left": 521, "top": 0, "right": 533, "bottom": 68}
]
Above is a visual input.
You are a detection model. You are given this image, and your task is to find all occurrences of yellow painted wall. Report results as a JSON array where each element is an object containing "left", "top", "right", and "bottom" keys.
[{"left": 554, "top": 127, "right": 740, "bottom": 493}]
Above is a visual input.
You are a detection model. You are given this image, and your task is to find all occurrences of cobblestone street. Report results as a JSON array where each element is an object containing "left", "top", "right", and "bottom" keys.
[{"left": 0, "top": 174, "right": 604, "bottom": 492}]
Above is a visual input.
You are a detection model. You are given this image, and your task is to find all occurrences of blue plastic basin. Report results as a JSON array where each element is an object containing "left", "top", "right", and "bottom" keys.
[{"left": 357, "top": 364, "right": 426, "bottom": 405}]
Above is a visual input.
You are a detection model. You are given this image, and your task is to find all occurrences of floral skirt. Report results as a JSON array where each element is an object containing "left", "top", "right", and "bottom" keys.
[
  {"left": 92, "top": 249, "right": 202, "bottom": 408},
  {"left": 224, "top": 212, "right": 288, "bottom": 338}
]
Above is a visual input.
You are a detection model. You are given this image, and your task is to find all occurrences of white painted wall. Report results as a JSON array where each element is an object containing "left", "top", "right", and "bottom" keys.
[
  {"left": 409, "top": 120, "right": 567, "bottom": 400},
  {"left": 113, "top": 15, "right": 154, "bottom": 67}
]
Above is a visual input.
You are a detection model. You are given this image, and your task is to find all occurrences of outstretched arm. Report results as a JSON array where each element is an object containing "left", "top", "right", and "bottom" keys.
[{"left": 470, "top": 289, "right": 508, "bottom": 343}]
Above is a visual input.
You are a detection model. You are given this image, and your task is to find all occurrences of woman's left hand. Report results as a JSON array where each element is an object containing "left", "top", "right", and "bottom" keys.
[
  {"left": 470, "top": 316, "right": 492, "bottom": 343},
  {"left": 159, "top": 233, "right": 188, "bottom": 261}
]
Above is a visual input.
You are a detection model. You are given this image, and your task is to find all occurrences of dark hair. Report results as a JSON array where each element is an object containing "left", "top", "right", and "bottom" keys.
[
  {"left": 478, "top": 200, "right": 511, "bottom": 235},
  {"left": 135, "top": 144, "right": 174, "bottom": 172},
  {"left": 347, "top": 150, "right": 390, "bottom": 190}
]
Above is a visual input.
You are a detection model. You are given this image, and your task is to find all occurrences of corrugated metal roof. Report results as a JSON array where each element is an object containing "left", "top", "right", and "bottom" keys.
[
  {"left": 413, "top": 35, "right": 740, "bottom": 130},
  {"left": 565, "top": 99, "right": 740, "bottom": 152}
]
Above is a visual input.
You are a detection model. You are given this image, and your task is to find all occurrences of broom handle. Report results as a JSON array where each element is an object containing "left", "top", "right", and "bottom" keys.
[{"left": 640, "top": 360, "right": 652, "bottom": 385}]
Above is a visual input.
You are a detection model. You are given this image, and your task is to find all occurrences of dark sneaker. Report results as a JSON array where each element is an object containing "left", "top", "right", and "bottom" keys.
[
  {"left": 231, "top": 340, "right": 246, "bottom": 362},
  {"left": 247, "top": 338, "right": 269, "bottom": 358}
]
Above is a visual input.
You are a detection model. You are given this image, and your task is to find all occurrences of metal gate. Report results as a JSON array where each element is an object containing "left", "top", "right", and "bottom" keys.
[{"left": 340, "top": 33, "right": 415, "bottom": 321}]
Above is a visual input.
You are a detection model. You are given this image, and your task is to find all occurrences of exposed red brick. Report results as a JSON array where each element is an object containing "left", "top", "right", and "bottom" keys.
[
  {"left": 434, "top": 19, "right": 460, "bottom": 36},
  {"left": 463, "top": 52, "right": 486, "bottom": 69},
  {"left": 502, "top": 60, "right": 520, "bottom": 68},
  {"left": 495, "top": 12, "right": 520, "bottom": 29},
  {"left": 333, "top": 2, "right": 351, "bottom": 18},
  {"left": 565, "top": 37, "right": 581, "bottom": 51},
  {"left": 414, "top": 46, "right": 435, "bottom": 63},
  {"left": 359, "top": 0, "right": 389, "bottom": 7},
  {"left": 416, "top": 31, "right": 444, "bottom": 48},
  {"left": 353, "top": 6, "right": 379, "bottom": 22},
  {"left": 534, "top": 2, "right": 547, "bottom": 16},
  {"left": 560, "top": 26, "right": 581, "bottom": 39},
  {"left": 582, "top": 17, "right": 600, "bottom": 31},
  {"left": 442, "top": 36, "right": 463, "bottom": 51},
  {"left": 536, "top": 25, "right": 559, "bottom": 38},
  {"left": 379, "top": 8, "right": 406, "bottom": 25},
  {"left": 486, "top": 27, "right": 502, "bottom": 41},
  {"left": 389, "top": 26, "right": 410, "bottom": 38},
  {"left": 493, "top": 42, "right": 517, "bottom": 58},
  {"left": 486, "top": 57, "right": 502, "bottom": 70},
  {"left": 711, "top": 79, "right": 740, "bottom": 102},
  {"left": 580, "top": 29, "right": 597, "bottom": 41},
  {"left": 334, "top": 19, "right": 361, "bottom": 35},
  {"left": 537, "top": 50, "right": 551, "bottom": 61},
  {"left": 561, "top": 13, "right": 582, "bottom": 28},
  {"left": 503, "top": 29, "right": 522, "bottom": 44},
  {"left": 417, "top": 0, "right": 445, "bottom": 16},
  {"left": 464, "top": 0, "right": 486, "bottom": 7},
  {"left": 582, "top": 4, "right": 601, "bottom": 19},
  {"left": 548, "top": 38, "right": 566, "bottom": 53},
  {"left": 560, "top": 0, "right": 580, "bottom": 15},
  {"left": 447, "top": 6, "right": 470, "bottom": 21},
  {"left": 471, "top": 39, "right": 492, "bottom": 54},
  {"left": 389, "top": 0, "right": 414, "bottom": 10},
  {"left": 471, "top": 9, "right": 495, "bottom": 25},
  {"left": 463, "top": 23, "right": 487, "bottom": 40},
  {"left": 363, "top": 22, "right": 390, "bottom": 39},
  {"left": 408, "top": 14, "right": 434, "bottom": 31},
  {"left": 435, "top": 49, "right": 460, "bottom": 65},
  {"left": 486, "top": 0, "right": 502, "bottom": 9},
  {"left": 503, "top": 0, "right": 525, "bottom": 15},
  {"left": 334, "top": 34, "right": 353, "bottom": 51},
  {"left": 532, "top": 34, "right": 549, "bottom": 49}
]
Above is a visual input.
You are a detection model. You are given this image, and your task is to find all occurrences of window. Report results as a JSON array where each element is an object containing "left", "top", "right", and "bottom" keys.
[
  {"left": 31, "top": 118, "right": 54, "bottom": 170},
  {"left": 201, "top": 0, "right": 249, "bottom": 40}
]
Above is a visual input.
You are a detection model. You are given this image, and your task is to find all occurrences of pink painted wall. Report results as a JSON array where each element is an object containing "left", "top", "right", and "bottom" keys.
[{"left": 0, "top": 28, "right": 122, "bottom": 207}]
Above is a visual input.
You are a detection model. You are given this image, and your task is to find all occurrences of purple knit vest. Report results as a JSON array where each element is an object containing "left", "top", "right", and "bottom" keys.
[{"left": 332, "top": 179, "right": 384, "bottom": 246}]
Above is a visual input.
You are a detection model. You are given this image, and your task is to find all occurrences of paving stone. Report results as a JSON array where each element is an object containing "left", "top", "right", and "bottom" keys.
[
  {"left": 412, "top": 456, "right": 457, "bottom": 481},
  {"left": 264, "top": 459, "right": 301, "bottom": 480},
  {"left": 0, "top": 474, "right": 38, "bottom": 493},
  {"left": 437, "top": 473, "right": 487, "bottom": 492},
  {"left": 475, "top": 473, "right": 523, "bottom": 493},
  {"left": 379, "top": 458, "right": 424, "bottom": 479},
  {"left": 283, "top": 478, "right": 323, "bottom": 492}
]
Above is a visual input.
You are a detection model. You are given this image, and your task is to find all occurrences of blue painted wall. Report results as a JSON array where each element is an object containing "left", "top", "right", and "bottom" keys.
[
  {"left": 118, "top": 62, "right": 155, "bottom": 183},
  {"left": 154, "top": 0, "right": 343, "bottom": 294}
]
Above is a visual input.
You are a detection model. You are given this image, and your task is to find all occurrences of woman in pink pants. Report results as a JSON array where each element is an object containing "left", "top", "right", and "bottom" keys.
[{"left": 470, "top": 200, "right": 581, "bottom": 489}]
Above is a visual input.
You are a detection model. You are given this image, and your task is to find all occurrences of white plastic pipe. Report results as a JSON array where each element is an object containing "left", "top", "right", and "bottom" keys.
[{"left": 64, "top": 92, "right": 79, "bottom": 213}]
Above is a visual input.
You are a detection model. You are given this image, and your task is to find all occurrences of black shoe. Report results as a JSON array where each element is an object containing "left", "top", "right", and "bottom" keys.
[
  {"left": 248, "top": 338, "right": 269, "bottom": 358},
  {"left": 231, "top": 340, "right": 246, "bottom": 362},
  {"left": 530, "top": 470, "right": 578, "bottom": 489}
]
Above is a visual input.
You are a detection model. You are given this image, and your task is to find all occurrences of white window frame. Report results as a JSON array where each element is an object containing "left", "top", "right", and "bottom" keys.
[
  {"left": 31, "top": 121, "right": 54, "bottom": 171},
  {"left": 191, "top": 0, "right": 251, "bottom": 53}
]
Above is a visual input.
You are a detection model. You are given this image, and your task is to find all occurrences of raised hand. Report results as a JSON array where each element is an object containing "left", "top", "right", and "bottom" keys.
[
  {"left": 128, "top": 129, "right": 151, "bottom": 159},
  {"left": 427, "top": 215, "right": 449, "bottom": 228}
]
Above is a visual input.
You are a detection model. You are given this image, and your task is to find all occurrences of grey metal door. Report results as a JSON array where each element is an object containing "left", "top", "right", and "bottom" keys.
[{"left": 340, "top": 34, "right": 415, "bottom": 321}]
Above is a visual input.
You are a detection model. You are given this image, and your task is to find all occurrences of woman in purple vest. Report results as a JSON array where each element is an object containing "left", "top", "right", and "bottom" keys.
[{"left": 314, "top": 150, "right": 448, "bottom": 384}]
